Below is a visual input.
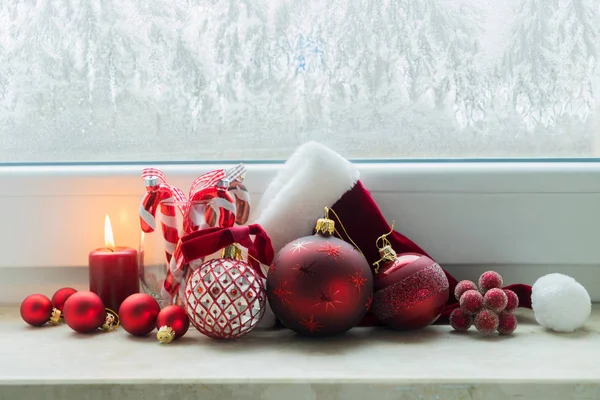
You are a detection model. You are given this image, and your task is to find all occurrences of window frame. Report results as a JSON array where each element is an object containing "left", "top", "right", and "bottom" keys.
[{"left": 0, "top": 161, "right": 598, "bottom": 303}]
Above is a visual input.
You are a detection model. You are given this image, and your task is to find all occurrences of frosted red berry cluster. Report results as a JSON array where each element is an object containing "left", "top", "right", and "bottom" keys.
[{"left": 450, "top": 271, "right": 519, "bottom": 335}]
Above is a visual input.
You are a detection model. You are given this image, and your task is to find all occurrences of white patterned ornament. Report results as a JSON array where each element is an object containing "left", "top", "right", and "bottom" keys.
[{"left": 184, "top": 255, "right": 266, "bottom": 339}]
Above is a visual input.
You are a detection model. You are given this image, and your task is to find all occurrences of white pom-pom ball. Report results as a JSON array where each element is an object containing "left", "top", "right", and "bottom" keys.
[{"left": 531, "top": 273, "right": 591, "bottom": 332}]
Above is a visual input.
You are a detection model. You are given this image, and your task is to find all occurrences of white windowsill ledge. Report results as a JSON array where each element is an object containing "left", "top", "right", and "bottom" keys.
[{"left": 1, "top": 306, "right": 599, "bottom": 400}]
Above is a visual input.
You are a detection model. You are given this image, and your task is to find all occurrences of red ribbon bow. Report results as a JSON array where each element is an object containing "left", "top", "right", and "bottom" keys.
[{"left": 180, "top": 224, "right": 274, "bottom": 278}]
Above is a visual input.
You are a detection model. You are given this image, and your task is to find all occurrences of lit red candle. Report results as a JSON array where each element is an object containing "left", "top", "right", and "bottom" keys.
[{"left": 89, "top": 215, "right": 139, "bottom": 312}]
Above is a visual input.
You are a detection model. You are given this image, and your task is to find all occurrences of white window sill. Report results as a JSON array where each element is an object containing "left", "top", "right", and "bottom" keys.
[
  {"left": 0, "top": 305, "right": 598, "bottom": 399},
  {"left": 1, "top": 161, "right": 599, "bottom": 303}
]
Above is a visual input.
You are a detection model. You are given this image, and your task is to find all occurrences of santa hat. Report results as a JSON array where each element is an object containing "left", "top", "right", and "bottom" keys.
[{"left": 252, "top": 141, "right": 532, "bottom": 327}]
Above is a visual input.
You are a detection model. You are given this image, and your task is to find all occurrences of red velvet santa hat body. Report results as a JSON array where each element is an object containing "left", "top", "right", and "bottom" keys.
[{"left": 252, "top": 141, "right": 531, "bottom": 327}]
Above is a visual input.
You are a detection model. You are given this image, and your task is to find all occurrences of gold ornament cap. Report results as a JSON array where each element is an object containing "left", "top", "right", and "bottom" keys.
[
  {"left": 379, "top": 244, "right": 397, "bottom": 260},
  {"left": 49, "top": 308, "right": 62, "bottom": 325},
  {"left": 100, "top": 309, "right": 120, "bottom": 332},
  {"left": 157, "top": 326, "right": 176, "bottom": 344},
  {"left": 222, "top": 244, "right": 242, "bottom": 260},
  {"left": 315, "top": 208, "right": 335, "bottom": 237}
]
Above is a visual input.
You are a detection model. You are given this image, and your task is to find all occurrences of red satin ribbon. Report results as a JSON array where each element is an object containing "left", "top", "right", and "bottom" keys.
[{"left": 180, "top": 224, "right": 274, "bottom": 278}]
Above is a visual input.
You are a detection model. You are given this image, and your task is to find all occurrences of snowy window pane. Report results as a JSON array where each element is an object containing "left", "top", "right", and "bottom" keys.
[{"left": 1, "top": 0, "right": 599, "bottom": 162}]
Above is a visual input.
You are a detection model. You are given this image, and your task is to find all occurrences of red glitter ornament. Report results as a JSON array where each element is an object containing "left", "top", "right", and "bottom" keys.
[
  {"left": 20, "top": 294, "right": 53, "bottom": 327},
  {"left": 449, "top": 308, "right": 473, "bottom": 332},
  {"left": 504, "top": 289, "right": 519, "bottom": 312},
  {"left": 119, "top": 293, "right": 161, "bottom": 336},
  {"left": 454, "top": 280, "right": 477, "bottom": 301},
  {"left": 156, "top": 305, "right": 190, "bottom": 343},
  {"left": 497, "top": 311, "right": 518, "bottom": 335},
  {"left": 63, "top": 291, "right": 107, "bottom": 333},
  {"left": 478, "top": 271, "right": 503, "bottom": 294},
  {"left": 372, "top": 251, "right": 448, "bottom": 330},
  {"left": 459, "top": 290, "right": 484, "bottom": 315},
  {"left": 474, "top": 309, "right": 499, "bottom": 334},
  {"left": 267, "top": 213, "right": 373, "bottom": 337},
  {"left": 484, "top": 288, "right": 508, "bottom": 313}
]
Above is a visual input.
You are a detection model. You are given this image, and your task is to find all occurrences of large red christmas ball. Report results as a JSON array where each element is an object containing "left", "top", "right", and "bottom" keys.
[
  {"left": 184, "top": 258, "right": 266, "bottom": 339},
  {"left": 20, "top": 294, "right": 53, "bottom": 326},
  {"left": 372, "top": 253, "right": 449, "bottom": 330},
  {"left": 119, "top": 293, "right": 160, "bottom": 336},
  {"left": 63, "top": 291, "right": 106, "bottom": 333},
  {"left": 267, "top": 234, "right": 373, "bottom": 337},
  {"left": 156, "top": 305, "right": 190, "bottom": 343}
]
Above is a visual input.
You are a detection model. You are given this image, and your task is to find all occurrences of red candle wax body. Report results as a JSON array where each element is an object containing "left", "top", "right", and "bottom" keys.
[{"left": 89, "top": 247, "right": 140, "bottom": 312}]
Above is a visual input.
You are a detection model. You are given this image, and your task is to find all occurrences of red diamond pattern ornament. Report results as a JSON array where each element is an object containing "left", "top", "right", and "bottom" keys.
[{"left": 184, "top": 258, "right": 266, "bottom": 339}]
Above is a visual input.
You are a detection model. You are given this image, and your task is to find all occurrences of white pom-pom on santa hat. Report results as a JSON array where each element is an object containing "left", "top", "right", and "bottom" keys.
[{"left": 531, "top": 273, "right": 591, "bottom": 332}]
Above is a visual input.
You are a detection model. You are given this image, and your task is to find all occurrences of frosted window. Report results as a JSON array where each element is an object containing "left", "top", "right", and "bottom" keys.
[{"left": 1, "top": 0, "right": 599, "bottom": 162}]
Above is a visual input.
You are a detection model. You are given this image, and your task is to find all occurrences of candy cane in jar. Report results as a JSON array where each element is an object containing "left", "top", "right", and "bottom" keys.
[
  {"left": 139, "top": 169, "right": 187, "bottom": 302},
  {"left": 140, "top": 176, "right": 186, "bottom": 259},
  {"left": 228, "top": 176, "right": 250, "bottom": 225},
  {"left": 190, "top": 179, "right": 237, "bottom": 229}
]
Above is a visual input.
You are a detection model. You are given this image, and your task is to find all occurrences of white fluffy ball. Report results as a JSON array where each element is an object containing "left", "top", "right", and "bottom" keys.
[{"left": 531, "top": 273, "right": 591, "bottom": 332}]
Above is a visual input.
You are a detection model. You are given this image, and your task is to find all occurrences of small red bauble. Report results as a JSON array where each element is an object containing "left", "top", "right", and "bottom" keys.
[
  {"left": 20, "top": 294, "right": 53, "bottom": 326},
  {"left": 63, "top": 291, "right": 107, "bottom": 333},
  {"left": 185, "top": 255, "right": 265, "bottom": 340},
  {"left": 52, "top": 287, "right": 77, "bottom": 311},
  {"left": 449, "top": 308, "right": 473, "bottom": 332},
  {"left": 504, "top": 289, "right": 519, "bottom": 312},
  {"left": 50, "top": 287, "right": 78, "bottom": 323},
  {"left": 478, "top": 271, "right": 503, "bottom": 293},
  {"left": 474, "top": 309, "right": 499, "bottom": 334},
  {"left": 484, "top": 288, "right": 508, "bottom": 313},
  {"left": 267, "top": 218, "right": 373, "bottom": 337},
  {"left": 497, "top": 311, "right": 518, "bottom": 335},
  {"left": 156, "top": 305, "right": 190, "bottom": 343},
  {"left": 454, "top": 280, "right": 477, "bottom": 301},
  {"left": 372, "top": 252, "right": 448, "bottom": 330},
  {"left": 119, "top": 293, "right": 160, "bottom": 336},
  {"left": 459, "top": 290, "right": 484, "bottom": 315}
]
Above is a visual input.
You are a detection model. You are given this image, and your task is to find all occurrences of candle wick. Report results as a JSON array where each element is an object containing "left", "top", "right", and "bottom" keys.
[{"left": 107, "top": 248, "right": 115, "bottom": 253}]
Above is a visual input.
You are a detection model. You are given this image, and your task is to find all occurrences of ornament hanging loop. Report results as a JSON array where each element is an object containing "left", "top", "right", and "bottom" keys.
[
  {"left": 100, "top": 308, "right": 120, "bottom": 332},
  {"left": 373, "top": 221, "right": 397, "bottom": 274},
  {"left": 325, "top": 207, "right": 365, "bottom": 258}
]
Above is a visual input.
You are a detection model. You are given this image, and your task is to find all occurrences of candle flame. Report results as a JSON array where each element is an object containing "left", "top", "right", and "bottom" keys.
[{"left": 104, "top": 214, "right": 115, "bottom": 250}]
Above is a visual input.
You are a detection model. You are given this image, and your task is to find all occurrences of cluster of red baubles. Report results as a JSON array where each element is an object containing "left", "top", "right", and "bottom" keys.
[
  {"left": 21, "top": 219, "right": 518, "bottom": 341},
  {"left": 265, "top": 216, "right": 450, "bottom": 337},
  {"left": 21, "top": 289, "right": 189, "bottom": 343},
  {"left": 449, "top": 271, "right": 519, "bottom": 335}
]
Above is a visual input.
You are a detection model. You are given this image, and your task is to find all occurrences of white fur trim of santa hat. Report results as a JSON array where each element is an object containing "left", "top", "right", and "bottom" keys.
[
  {"left": 251, "top": 141, "right": 358, "bottom": 329},
  {"left": 253, "top": 141, "right": 359, "bottom": 255}
]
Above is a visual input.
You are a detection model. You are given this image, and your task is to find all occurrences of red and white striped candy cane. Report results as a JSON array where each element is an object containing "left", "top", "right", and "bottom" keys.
[
  {"left": 187, "top": 164, "right": 245, "bottom": 206},
  {"left": 139, "top": 168, "right": 186, "bottom": 303},
  {"left": 187, "top": 164, "right": 246, "bottom": 231},
  {"left": 189, "top": 180, "right": 236, "bottom": 230},
  {"left": 228, "top": 178, "right": 250, "bottom": 225}
]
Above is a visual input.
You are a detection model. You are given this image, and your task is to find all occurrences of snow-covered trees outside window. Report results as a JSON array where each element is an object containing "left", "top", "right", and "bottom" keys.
[{"left": 0, "top": 0, "right": 598, "bottom": 161}]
